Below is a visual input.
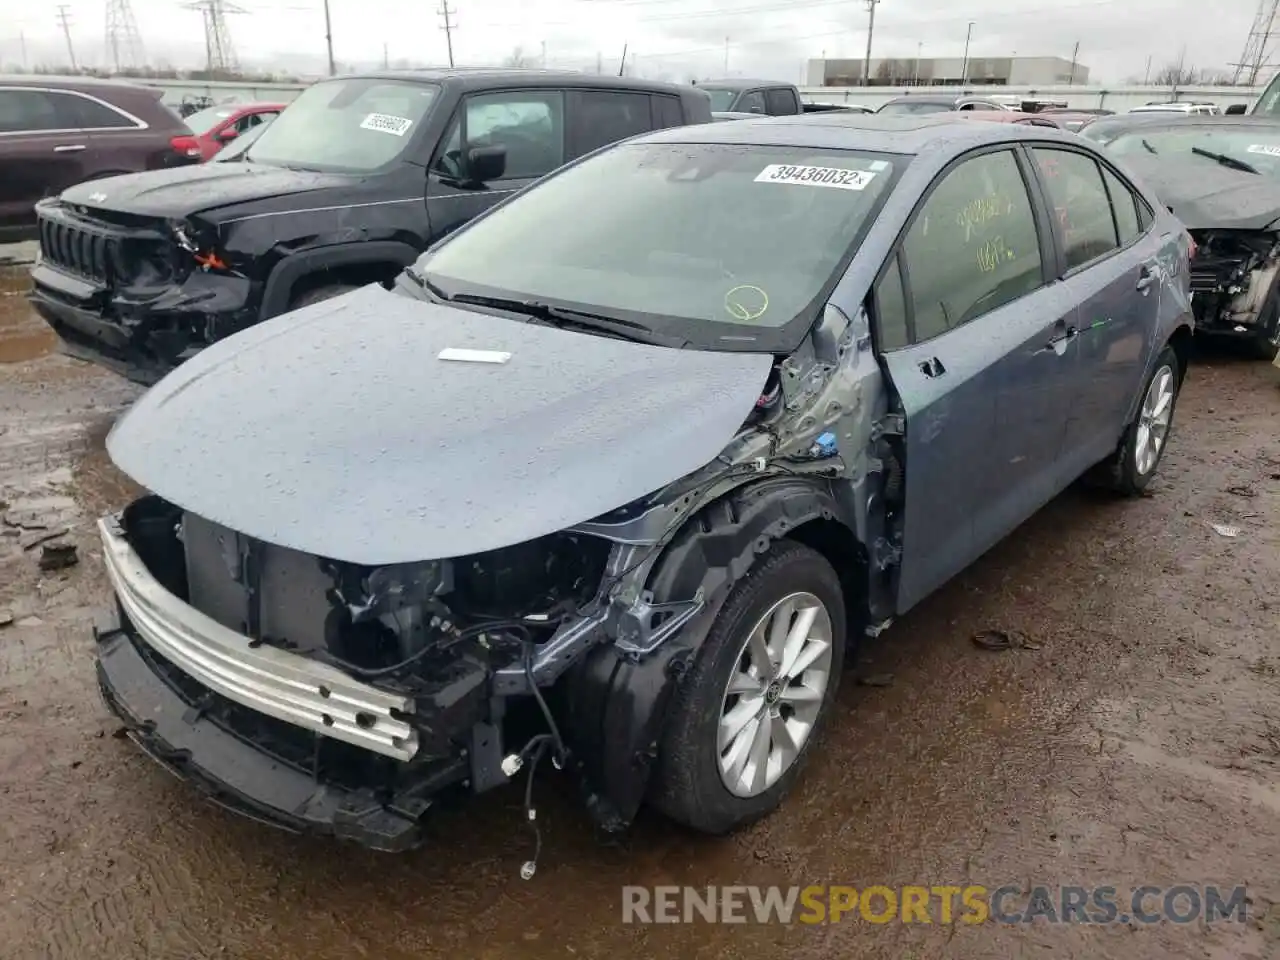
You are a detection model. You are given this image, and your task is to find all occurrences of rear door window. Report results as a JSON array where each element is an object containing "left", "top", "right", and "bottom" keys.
[
  {"left": 568, "top": 90, "right": 653, "bottom": 156},
  {"left": 1101, "top": 167, "right": 1142, "bottom": 245},
  {"left": 458, "top": 90, "right": 565, "bottom": 179},
  {"left": 652, "top": 95, "right": 683, "bottom": 128},
  {"left": 70, "top": 94, "right": 136, "bottom": 129},
  {"left": 737, "top": 90, "right": 767, "bottom": 114},
  {"left": 764, "top": 88, "right": 798, "bottom": 115},
  {"left": 1032, "top": 147, "right": 1120, "bottom": 269}
]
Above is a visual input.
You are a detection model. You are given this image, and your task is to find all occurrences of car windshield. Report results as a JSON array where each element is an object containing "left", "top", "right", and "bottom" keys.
[
  {"left": 699, "top": 88, "right": 741, "bottom": 111},
  {"left": 244, "top": 77, "right": 438, "bottom": 172},
  {"left": 877, "top": 100, "right": 952, "bottom": 115},
  {"left": 1105, "top": 125, "right": 1280, "bottom": 175},
  {"left": 184, "top": 106, "right": 235, "bottom": 134},
  {"left": 419, "top": 141, "right": 900, "bottom": 351}
]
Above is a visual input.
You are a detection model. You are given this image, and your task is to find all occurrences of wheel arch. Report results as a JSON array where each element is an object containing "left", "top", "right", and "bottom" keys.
[
  {"left": 259, "top": 241, "right": 419, "bottom": 318},
  {"left": 560, "top": 476, "right": 866, "bottom": 832}
]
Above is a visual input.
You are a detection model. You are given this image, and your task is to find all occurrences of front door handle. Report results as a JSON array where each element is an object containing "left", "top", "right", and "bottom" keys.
[
  {"left": 1136, "top": 264, "right": 1155, "bottom": 293},
  {"left": 53, "top": 144, "right": 86, "bottom": 153},
  {"left": 1045, "top": 324, "right": 1078, "bottom": 355},
  {"left": 917, "top": 356, "right": 946, "bottom": 378}
]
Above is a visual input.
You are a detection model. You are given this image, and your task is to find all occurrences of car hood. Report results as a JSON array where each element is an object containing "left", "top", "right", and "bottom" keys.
[
  {"left": 106, "top": 285, "right": 773, "bottom": 565},
  {"left": 60, "top": 162, "right": 354, "bottom": 219},
  {"left": 1120, "top": 155, "right": 1280, "bottom": 231}
]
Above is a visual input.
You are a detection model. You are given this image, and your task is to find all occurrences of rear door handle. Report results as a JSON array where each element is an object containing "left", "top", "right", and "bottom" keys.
[
  {"left": 53, "top": 144, "right": 86, "bottom": 153},
  {"left": 917, "top": 356, "right": 946, "bottom": 378},
  {"left": 1045, "top": 324, "right": 1078, "bottom": 355}
]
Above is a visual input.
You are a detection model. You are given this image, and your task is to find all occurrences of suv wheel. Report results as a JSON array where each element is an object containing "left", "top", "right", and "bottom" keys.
[{"left": 652, "top": 541, "right": 846, "bottom": 834}]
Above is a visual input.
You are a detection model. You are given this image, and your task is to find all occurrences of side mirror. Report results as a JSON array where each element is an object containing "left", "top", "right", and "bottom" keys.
[
  {"left": 466, "top": 144, "right": 507, "bottom": 182},
  {"left": 1224, "top": 103, "right": 1248, "bottom": 115},
  {"left": 218, "top": 128, "right": 239, "bottom": 141}
]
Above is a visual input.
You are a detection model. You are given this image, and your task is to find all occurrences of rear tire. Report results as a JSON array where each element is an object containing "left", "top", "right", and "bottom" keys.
[
  {"left": 651, "top": 541, "right": 846, "bottom": 834},
  {"left": 1091, "top": 344, "right": 1182, "bottom": 496}
]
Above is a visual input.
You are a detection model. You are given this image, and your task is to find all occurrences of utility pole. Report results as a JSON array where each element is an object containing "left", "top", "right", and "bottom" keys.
[
  {"left": 382, "top": 42, "right": 389, "bottom": 69},
  {"left": 184, "top": 0, "right": 242, "bottom": 73},
  {"left": 1232, "top": 0, "right": 1280, "bottom": 85},
  {"left": 56, "top": 5, "right": 78, "bottom": 70},
  {"left": 1068, "top": 40, "right": 1079, "bottom": 84},
  {"left": 595, "top": 50, "right": 602, "bottom": 74},
  {"left": 322, "top": 0, "right": 335, "bottom": 75},
  {"left": 862, "top": 0, "right": 879, "bottom": 87},
  {"left": 540, "top": 40, "right": 546, "bottom": 68},
  {"left": 960, "top": 20, "right": 974, "bottom": 85},
  {"left": 723, "top": 36, "right": 729, "bottom": 74},
  {"left": 1143, "top": 54, "right": 1152, "bottom": 84},
  {"left": 438, "top": 1, "right": 457, "bottom": 68},
  {"left": 914, "top": 41, "right": 922, "bottom": 85},
  {"left": 19, "top": 30, "right": 28, "bottom": 69},
  {"left": 618, "top": 42, "right": 627, "bottom": 76}
]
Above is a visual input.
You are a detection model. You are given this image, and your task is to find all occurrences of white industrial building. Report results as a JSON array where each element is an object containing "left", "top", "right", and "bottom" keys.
[{"left": 806, "top": 56, "right": 1091, "bottom": 87}]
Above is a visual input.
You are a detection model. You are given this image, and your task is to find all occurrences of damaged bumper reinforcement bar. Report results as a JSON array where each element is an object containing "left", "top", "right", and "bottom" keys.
[{"left": 98, "top": 515, "right": 419, "bottom": 761}]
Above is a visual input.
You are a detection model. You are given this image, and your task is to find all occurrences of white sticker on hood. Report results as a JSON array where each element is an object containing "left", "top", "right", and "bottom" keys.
[
  {"left": 360, "top": 112, "right": 413, "bottom": 136},
  {"left": 755, "top": 164, "right": 876, "bottom": 190},
  {"left": 1246, "top": 143, "right": 1280, "bottom": 156}
]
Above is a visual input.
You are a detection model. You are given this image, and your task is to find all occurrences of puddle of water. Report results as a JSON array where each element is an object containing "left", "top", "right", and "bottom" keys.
[{"left": 0, "top": 268, "right": 54, "bottom": 364}]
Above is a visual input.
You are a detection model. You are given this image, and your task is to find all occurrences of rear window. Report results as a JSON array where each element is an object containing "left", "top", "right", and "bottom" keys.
[{"left": 184, "top": 106, "right": 236, "bottom": 134}]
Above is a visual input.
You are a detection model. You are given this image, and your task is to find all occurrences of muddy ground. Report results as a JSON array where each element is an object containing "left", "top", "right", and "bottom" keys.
[{"left": 1, "top": 262, "right": 1279, "bottom": 959}]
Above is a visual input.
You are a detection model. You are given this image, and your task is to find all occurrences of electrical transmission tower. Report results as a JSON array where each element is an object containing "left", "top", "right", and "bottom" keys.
[
  {"left": 185, "top": 0, "right": 244, "bottom": 73},
  {"left": 1232, "top": 0, "right": 1280, "bottom": 85},
  {"left": 438, "top": 1, "right": 457, "bottom": 68},
  {"left": 105, "top": 0, "right": 147, "bottom": 71}
]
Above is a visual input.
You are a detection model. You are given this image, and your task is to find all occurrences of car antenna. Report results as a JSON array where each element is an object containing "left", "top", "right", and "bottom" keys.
[{"left": 618, "top": 42, "right": 628, "bottom": 77}]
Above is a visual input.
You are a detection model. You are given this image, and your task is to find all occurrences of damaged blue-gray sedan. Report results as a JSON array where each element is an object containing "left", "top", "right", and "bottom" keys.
[{"left": 93, "top": 114, "right": 1195, "bottom": 864}]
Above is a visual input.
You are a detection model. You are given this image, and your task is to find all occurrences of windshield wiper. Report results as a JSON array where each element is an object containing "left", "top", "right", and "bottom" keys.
[
  {"left": 1190, "top": 146, "right": 1259, "bottom": 174},
  {"left": 1141, "top": 138, "right": 1158, "bottom": 154},
  {"left": 401, "top": 266, "right": 451, "bottom": 301},
  {"left": 449, "top": 293, "right": 686, "bottom": 347}
]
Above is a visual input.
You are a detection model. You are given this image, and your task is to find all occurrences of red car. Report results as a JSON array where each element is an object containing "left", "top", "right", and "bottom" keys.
[{"left": 173, "top": 101, "right": 287, "bottom": 162}]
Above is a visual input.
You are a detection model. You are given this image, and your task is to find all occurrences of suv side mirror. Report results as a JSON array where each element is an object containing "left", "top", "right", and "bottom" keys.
[
  {"left": 466, "top": 145, "right": 507, "bottom": 183},
  {"left": 1224, "top": 103, "right": 1248, "bottom": 115}
]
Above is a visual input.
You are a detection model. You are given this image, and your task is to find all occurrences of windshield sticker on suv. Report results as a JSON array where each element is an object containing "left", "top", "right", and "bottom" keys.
[
  {"left": 755, "top": 164, "right": 877, "bottom": 190},
  {"left": 1246, "top": 143, "right": 1280, "bottom": 156},
  {"left": 359, "top": 113, "right": 414, "bottom": 136}
]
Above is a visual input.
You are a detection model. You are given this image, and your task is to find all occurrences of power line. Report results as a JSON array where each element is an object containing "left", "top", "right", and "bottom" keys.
[
  {"left": 438, "top": 1, "right": 457, "bottom": 68},
  {"left": 55, "top": 4, "right": 78, "bottom": 70},
  {"left": 105, "top": 0, "right": 146, "bottom": 71}
]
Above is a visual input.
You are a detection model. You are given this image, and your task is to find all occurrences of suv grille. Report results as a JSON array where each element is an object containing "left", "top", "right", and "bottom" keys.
[{"left": 39, "top": 217, "right": 117, "bottom": 285}]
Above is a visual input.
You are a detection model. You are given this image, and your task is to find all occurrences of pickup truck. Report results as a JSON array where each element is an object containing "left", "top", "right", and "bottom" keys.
[
  {"left": 695, "top": 78, "right": 869, "bottom": 118},
  {"left": 29, "top": 69, "right": 713, "bottom": 385}
]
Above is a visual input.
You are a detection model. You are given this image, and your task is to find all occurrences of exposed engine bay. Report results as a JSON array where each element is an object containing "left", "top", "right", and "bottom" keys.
[{"left": 1188, "top": 230, "right": 1280, "bottom": 349}]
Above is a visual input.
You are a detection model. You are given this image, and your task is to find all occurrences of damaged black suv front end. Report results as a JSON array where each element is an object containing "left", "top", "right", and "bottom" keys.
[{"left": 31, "top": 199, "right": 257, "bottom": 384}]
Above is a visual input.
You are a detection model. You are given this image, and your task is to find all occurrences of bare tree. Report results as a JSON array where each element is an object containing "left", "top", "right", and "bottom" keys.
[
  {"left": 503, "top": 46, "right": 531, "bottom": 68},
  {"left": 1152, "top": 61, "right": 1199, "bottom": 86}
]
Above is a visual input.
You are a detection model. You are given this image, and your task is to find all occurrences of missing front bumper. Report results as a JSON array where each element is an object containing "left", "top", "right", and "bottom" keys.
[{"left": 95, "top": 620, "right": 428, "bottom": 851}]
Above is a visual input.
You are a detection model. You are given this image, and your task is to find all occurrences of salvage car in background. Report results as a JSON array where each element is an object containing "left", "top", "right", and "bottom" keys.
[
  {"left": 0, "top": 76, "right": 199, "bottom": 239},
  {"left": 875, "top": 95, "right": 1010, "bottom": 115},
  {"left": 1092, "top": 115, "right": 1280, "bottom": 359},
  {"left": 28, "top": 69, "right": 713, "bottom": 385},
  {"left": 92, "top": 114, "right": 1192, "bottom": 856},
  {"left": 177, "top": 101, "right": 286, "bottom": 161}
]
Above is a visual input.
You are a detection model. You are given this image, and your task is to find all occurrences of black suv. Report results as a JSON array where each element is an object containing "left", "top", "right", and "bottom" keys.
[{"left": 29, "top": 70, "right": 713, "bottom": 384}]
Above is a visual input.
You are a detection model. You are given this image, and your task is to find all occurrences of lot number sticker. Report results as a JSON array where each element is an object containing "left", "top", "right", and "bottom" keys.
[
  {"left": 1246, "top": 143, "right": 1280, "bottom": 156},
  {"left": 360, "top": 113, "right": 414, "bottom": 136},
  {"left": 755, "top": 164, "right": 876, "bottom": 190}
]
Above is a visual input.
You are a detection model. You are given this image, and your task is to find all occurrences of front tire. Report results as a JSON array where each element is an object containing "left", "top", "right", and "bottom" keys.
[
  {"left": 1095, "top": 344, "right": 1182, "bottom": 496},
  {"left": 652, "top": 541, "right": 846, "bottom": 834}
]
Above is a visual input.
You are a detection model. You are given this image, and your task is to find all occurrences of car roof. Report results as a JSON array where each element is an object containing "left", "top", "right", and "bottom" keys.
[
  {"left": 331, "top": 68, "right": 697, "bottom": 96},
  {"left": 638, "top": 112, "right": 1078, "bottom": 154},
  {"left": 958, "top": 110, "right": 1060, "bottom": 125},
  {"left": 0, "top": 73, "right": 156, "bottom": 93}
]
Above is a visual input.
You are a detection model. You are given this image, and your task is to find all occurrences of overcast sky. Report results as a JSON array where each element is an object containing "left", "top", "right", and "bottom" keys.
[{"left": 0, "top": 0, "right": 1264, "bottom": 84}]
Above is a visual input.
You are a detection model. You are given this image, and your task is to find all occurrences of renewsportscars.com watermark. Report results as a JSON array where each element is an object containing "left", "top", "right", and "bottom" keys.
[{"left": 621, "top": 885, "right": 1249, "bottom": 925}]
